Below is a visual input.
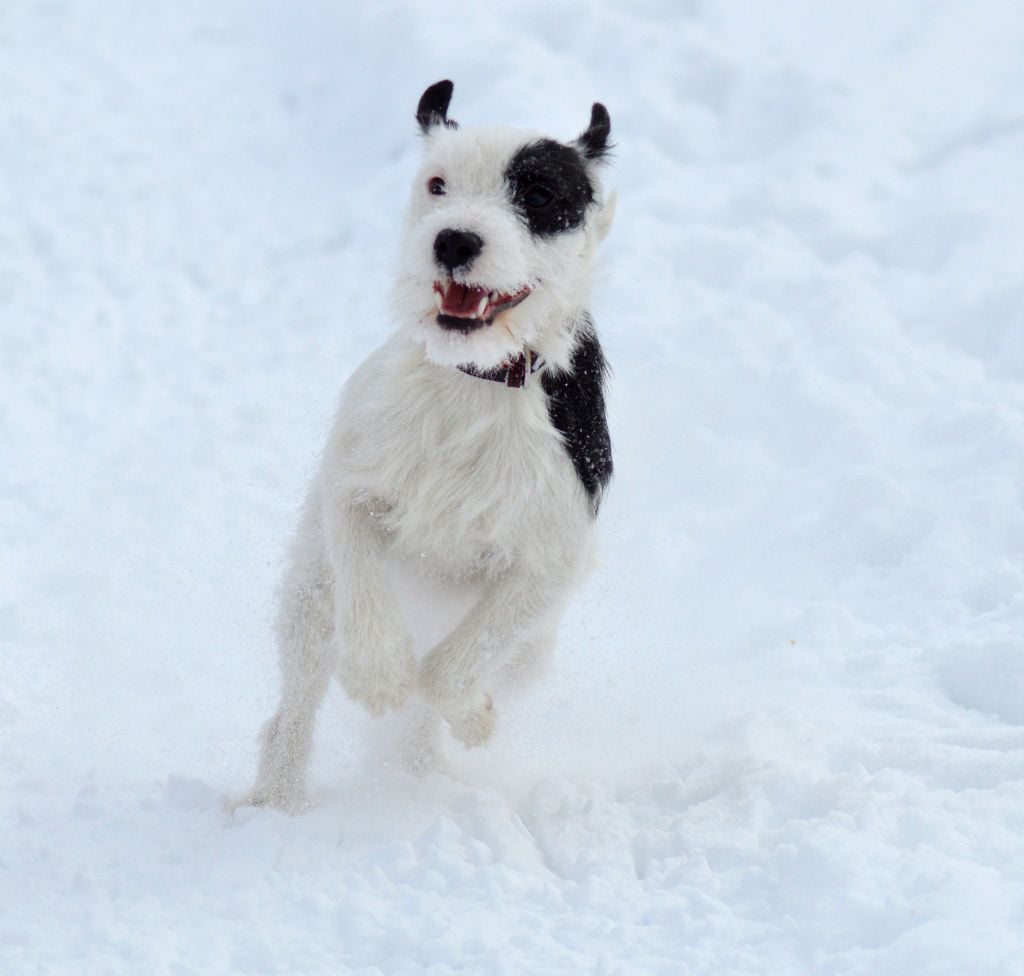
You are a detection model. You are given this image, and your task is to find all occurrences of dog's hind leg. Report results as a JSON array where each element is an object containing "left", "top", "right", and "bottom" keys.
[
  {"left": 396, "top": 702, "right": 448, "bottom": 776},
  {"left": 245, "top": 510, "right": 335, "bottom": 813}
]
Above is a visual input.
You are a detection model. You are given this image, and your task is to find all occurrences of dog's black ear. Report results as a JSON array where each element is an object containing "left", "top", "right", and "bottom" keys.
[
  {"left": 416, "top": 80, "right": 457, "bottom": 133},
  {"left": 576, "top": 102, "right": 612, "bottom": 161}
]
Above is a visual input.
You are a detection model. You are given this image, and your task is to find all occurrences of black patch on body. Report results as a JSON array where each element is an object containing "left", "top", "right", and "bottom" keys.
[
  {"left": 504, "top": 140, "right": 594, "bottom": 236},
  {"left": 541, "top": 319, "right": 613, "bottom": 513}
]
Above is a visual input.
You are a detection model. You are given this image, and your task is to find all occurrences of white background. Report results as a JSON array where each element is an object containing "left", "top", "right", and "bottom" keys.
[{"left": 2, "top": 1, "right": 1023, "bottom": 972}]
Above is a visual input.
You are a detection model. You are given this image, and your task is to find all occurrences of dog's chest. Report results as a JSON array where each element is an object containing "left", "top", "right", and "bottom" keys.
[{"left": 336, "top": 343, "right": 581, "bottom": 577}]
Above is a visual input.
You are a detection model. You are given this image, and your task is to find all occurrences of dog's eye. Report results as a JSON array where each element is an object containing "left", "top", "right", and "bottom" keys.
[
  {"left": 427, "top": 177, "right": 446, "bottom": 196},
  {"left": 523, "top": 185, "right": 553, "bottom": 209}
]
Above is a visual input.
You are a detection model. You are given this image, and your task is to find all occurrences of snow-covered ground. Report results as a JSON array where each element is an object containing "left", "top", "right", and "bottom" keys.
[{"left": 3, "top": 1, "right": 1024, "bottom": 972}]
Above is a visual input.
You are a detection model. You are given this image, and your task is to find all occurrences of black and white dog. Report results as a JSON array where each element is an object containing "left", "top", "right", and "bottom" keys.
[{"left": 246, "top": 81, "right": 615, "bottom": 811}]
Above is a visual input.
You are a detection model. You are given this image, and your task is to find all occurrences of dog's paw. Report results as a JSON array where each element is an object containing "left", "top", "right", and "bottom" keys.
[
  {"left": 418, "top": 643, "right": 471, "bottom": 711},
  {"left": 419, "top": 644, "right": 496, "bottom": 747},
  {"left": 231, "top": 781, "right": 309, "bottom": 816},
  {"left": 445, "top": 693, "right": 496, "bottom": 748},
  {"left": 339, "top": 640, "right": 416, "bottom": 716}
]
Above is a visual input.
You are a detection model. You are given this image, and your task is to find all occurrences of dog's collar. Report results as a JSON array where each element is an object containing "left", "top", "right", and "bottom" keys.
[{"left": 457, "top": 350, "right": 546, "bottom": 389}]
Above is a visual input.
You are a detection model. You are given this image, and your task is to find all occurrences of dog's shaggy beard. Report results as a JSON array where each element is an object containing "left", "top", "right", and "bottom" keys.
[
  {"left": 391, "top": 217, "right": 532, "bottom": 370},
  {"left": 391, "top": 234, "right": 597, "bottom": 372}
]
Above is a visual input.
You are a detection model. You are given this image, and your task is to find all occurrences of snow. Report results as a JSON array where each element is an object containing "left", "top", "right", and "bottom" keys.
[{"left": 3, "top": 0, "right": 1024, "bottom": 972}]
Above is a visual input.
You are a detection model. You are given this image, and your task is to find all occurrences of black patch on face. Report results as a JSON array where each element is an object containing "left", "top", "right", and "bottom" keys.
[
  {"left": 541, "top": 317, "right": 613, "bottom": 513},
  {"left": 505, "top": 140, "right": 594, "bottom": 236}
]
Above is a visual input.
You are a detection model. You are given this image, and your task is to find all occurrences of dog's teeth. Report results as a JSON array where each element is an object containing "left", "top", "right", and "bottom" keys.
[
  {"left": 434, "top": 291, "right": 443, "bottom": 310},
  {"left": 477, "top": 296, "right": 488, "bottom": 316},
  {"left": 490, "top": 291, "right": 498, "bottom": 304}
]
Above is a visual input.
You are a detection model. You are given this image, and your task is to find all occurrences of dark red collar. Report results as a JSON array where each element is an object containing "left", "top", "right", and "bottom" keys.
[{"left": 457, "top": 350, "right": 546, "bottom": 389}]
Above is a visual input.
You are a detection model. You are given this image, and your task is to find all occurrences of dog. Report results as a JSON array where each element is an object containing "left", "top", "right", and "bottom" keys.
[{"left": 245, "top": 80, "right": 615, "bottom": 811}]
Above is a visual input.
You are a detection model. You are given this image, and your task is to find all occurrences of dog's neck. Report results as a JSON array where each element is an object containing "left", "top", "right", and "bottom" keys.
[{"left": 457, "top": 349, "right": 546, "bottom": 389}]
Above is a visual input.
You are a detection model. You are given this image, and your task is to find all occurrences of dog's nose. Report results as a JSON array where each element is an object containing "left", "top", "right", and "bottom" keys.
[{"left": 434, "top": 228, "right": 483, "bottom": 274}]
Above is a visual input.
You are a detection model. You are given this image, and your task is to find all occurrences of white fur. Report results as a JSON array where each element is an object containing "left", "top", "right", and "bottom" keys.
[{"left": 244, "top": 115, "right": 612, "bottom": 813}]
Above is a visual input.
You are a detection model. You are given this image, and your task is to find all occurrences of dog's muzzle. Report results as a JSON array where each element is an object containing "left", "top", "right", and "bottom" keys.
[{"left": 432, "top": 280, "right": 531, "bottom": 333}]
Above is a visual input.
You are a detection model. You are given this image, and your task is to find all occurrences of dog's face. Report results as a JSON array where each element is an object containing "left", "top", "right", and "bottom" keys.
[{"left": 392, "top": 81, "right": 615, "bottom": 370}]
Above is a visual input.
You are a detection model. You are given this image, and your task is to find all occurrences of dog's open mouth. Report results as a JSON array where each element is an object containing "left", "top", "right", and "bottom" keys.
[{"left": 432, "top": 280, "right": 531, "bottom": 332}]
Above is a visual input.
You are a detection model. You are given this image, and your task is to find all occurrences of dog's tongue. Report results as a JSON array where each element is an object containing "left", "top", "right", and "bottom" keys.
[{"left": 441, "top": 282, "right": 487, "bottom": 317}]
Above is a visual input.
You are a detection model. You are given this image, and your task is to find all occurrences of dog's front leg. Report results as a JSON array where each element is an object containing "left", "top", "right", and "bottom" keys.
[
  {"left": 326, "top": 499, "right": 416, "bottom": 715},
  {"left": 419, "top": 566, "right": 572, "bottom": 746}
]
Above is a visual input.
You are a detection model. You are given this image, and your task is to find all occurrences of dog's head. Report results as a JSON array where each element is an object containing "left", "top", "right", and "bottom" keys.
[{"left": 392, "top": 80, "right": 615, "bottom": 371}]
